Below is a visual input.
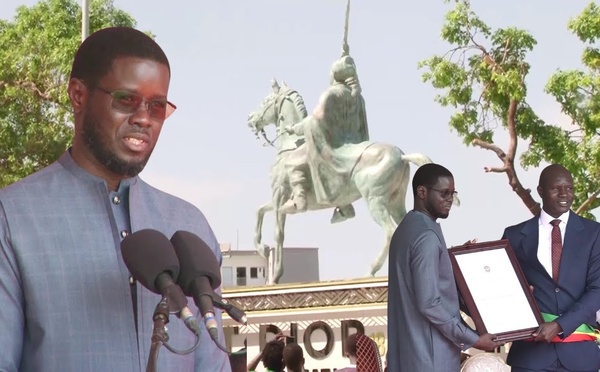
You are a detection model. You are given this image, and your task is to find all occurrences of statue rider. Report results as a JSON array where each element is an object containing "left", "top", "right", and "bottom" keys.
[{"left": 281, "top": 44, "right": 370, "bottom": 223}]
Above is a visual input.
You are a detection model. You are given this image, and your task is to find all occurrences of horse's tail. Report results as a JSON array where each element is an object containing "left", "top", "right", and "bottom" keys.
[{"left": 400, "top": 153, "right": 434, "bottom": 167}]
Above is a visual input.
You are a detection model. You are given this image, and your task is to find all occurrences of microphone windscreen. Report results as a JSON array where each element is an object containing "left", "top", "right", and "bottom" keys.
[
  {"left": 170, "top": 230, "right": 222, "bottom": 293},
  {"left": 121, "top": 229, "right": 180, "bottom": 293}
]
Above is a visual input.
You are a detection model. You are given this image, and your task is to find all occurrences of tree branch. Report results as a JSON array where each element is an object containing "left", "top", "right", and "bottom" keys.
[
  {"left": 567, "top": 128, "right": 583, "bottom": 136},
  {"left": 577, "top": 86, "right": 594, "bottom": 96},
  {"left": 500, "top": 38, "right": 511, "bottom": 65},
  {"left": 504, "top": 100, "right": 540, "bottom": 215},
  {"left": 472, "top": 138, "right": 506, "bottom": 159},
  {"left": 471, "top": 100, "right": 541, "bottom": 216},
  {"left": 0, "top": 80, "right": 57, "bottom": 102},
  {"left": 483, "top": 165, "right": 507, "bottom": 173},
  {"left": 506, "top": 100, "right": 518, "bottom": 160},
  {"left": 469, "top": 35, "right": 487, "bottom": 54},
  {"left": 575, "top": 188, "right": 600, "bottom": 215},
  {"left": 443, "top": 45, "right": 465, "bottom": 60}
]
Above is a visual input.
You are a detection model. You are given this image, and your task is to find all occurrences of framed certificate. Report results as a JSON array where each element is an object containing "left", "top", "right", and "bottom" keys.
[{"left": 448, "top": 239, "right": 543, "bottom": 342}]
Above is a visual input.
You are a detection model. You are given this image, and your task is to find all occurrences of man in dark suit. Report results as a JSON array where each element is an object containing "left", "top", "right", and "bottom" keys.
[{"left": 502, "top": 164, "right": 600, "bottom": 371}]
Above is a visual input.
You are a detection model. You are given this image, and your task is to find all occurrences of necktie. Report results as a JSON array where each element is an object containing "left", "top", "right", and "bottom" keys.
[{"left": 550, "top": 219, "right": 563, "bottom": 282}]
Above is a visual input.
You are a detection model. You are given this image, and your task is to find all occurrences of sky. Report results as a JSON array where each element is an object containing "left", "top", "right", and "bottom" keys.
[{"left": 1, "top": 0, "right": 596, "bottom": 282}]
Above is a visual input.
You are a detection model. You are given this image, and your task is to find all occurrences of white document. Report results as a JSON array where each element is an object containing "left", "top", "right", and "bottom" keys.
[{"left": 455, "top": 248, "right": 538, "bottom": 334}]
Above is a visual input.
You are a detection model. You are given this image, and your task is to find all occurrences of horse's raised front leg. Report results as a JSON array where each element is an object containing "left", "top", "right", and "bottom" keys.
[{"left": 254, "top": 202, "right": 273, "bottom": 259}]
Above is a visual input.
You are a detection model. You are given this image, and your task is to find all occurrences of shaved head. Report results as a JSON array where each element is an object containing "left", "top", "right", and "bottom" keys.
[{"left": 539, "top": 164, "right": 572, "bottom": 188}]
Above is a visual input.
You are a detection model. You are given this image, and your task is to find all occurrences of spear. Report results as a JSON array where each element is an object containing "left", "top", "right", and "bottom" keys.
[{"left": 342, "top": 0, "right": 351, "bottom": 56}]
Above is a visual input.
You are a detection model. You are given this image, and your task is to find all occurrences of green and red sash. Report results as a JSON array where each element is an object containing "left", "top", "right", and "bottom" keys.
[{"left": 540, "top": 313, "right": 600, "bottom": 343}]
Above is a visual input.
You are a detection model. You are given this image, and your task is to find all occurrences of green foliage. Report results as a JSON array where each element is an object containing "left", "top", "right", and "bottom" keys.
[
  {"left": 537, "top": 2, "right": 600, "bottom": 213},
  {"left": 0, "top": 0, "right": 136, "bottom": 186},
  {"left": 421, "top": 0, "right": 600, "bottom": 217}
]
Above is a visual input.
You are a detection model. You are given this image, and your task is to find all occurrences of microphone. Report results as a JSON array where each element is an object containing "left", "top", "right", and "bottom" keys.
[
  {"left": 170, "top": 230, "right": 222, "bottom": 343},
  {"left": 212, "top": 293, "right": 248, "bottom": 325},
  {"left": 121, "top": 229, "right": 200, "bottom": 335}
]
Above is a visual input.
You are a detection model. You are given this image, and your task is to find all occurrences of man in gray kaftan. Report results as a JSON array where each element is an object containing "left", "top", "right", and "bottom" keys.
[
  {"left": 0, "top": 152, "right": 231, "bottom": 371},
  {"left": 0, "top": 27, "right": 231, "bottom": 372},
  {"left": 387, "top": 164, "right": 499, "bottom": 371}
]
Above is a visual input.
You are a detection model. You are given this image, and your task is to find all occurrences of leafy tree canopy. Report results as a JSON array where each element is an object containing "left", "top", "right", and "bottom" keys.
[
  {"left": 420, "top": 0, "right": 600, "bottom": 218},
  {"left": 0, "top": 0, "right": 137, "bottom": 186}
]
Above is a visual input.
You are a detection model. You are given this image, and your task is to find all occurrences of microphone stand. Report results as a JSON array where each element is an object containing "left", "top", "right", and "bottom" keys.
[
  {"left": 147, "top": 297, "right": 170, "bottom": 372},
  {"left": 145, "top": 294, "right": 240, "bottom": 371}
]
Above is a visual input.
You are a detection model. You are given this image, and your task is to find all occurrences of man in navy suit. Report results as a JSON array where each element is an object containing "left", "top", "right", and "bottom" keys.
[{"left": 502, "top": 164, "right": 600, "bottom": 371}]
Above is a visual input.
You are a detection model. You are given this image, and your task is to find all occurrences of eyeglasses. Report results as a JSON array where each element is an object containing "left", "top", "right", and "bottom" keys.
[
  {"left": 428, "top": 187, "right": 458, "bottom": 199},
  {"left": 95, "top": 86, "right": 177, "bottom": 121}
]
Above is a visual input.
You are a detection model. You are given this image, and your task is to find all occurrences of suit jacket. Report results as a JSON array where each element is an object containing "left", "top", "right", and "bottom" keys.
[
  {"left": 502, "top": 211, "right": 600, "bottom": 371},
  {"left": 388, "top": 210, "right": 478, "bottom": 372}
]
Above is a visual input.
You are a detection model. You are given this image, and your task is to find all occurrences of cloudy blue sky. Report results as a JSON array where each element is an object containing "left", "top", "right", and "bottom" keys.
[{"left": 2, "top": 0, "right": 595, "bottom": 281}]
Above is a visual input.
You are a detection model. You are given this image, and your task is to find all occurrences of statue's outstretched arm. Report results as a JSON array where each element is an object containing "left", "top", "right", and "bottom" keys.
[
  {"left": 287, "top": 89, "right": 330, "bottom": 136},
  {"left": 290, "top": 116, "right": 310, "bottom": 136}
]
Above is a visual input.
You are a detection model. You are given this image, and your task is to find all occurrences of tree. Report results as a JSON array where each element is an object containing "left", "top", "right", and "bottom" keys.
[
  {"left": 419, "top": 0, "right": 600, "bottom": 218},
  {"left": 542, "top": 2, "right": 600, "bottom": 215},
  {"left": 0, "top": 0, "right": 137, "bottom": 187}
]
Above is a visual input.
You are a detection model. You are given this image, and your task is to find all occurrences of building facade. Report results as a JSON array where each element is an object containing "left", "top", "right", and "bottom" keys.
[
  {"left": 221, "top": 277, "right": 510, "bottom": 372},
  {"left": 220, "top": 243, "right": 320, "bottom": 288},
  {"left": 222, "top": 277, "right": 387, "bottom": 372}
]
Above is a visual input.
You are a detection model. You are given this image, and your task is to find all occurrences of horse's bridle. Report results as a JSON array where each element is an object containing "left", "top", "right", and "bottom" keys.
[{"left": 255, "top": 89, "right": 297, "bottom": 148}]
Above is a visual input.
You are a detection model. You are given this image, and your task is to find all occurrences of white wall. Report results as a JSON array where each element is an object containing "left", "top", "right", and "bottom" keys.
[{"left": 221, "top": 252, "right": 267, "bottom": 288}]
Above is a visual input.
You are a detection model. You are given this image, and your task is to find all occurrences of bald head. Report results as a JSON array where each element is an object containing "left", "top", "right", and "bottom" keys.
[{"left": 539, "top": 164, "right": 572, "bottom": 189}]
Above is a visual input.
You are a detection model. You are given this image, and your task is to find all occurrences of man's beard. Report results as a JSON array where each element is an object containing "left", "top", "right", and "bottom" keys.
[
  {"left": 424, "top": 198, "right": 449, "bottom": 220},
  {"left": 82, "top": 110, "right": 150, "bottom": 177}
]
